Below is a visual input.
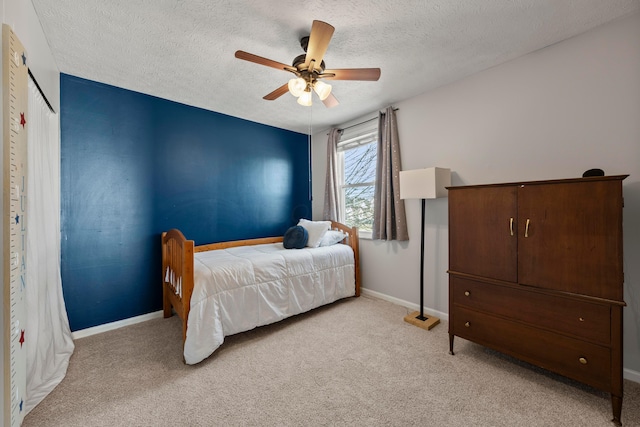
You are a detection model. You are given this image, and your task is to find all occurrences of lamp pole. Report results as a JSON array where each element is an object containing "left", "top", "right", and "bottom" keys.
[{"left": 417, "top": 198, "right": 427, "bottom": 321}]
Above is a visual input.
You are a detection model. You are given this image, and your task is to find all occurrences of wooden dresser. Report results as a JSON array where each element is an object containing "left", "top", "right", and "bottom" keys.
[{"left": 447, "top": 175, "right": 627, "bottom": 425}]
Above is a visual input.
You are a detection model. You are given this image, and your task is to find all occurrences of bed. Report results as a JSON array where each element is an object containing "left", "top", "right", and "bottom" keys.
[{"left": 161, "top": 221, "right": 360, "bottom": 364}]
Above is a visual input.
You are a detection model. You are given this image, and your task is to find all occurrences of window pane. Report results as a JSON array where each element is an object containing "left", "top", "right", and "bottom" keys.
[
  {"left": 344, "top": 143, "right": 376, "bottom": 185},
  {"left": 345, "top": 185, "right": 374, "bottom": 232}
]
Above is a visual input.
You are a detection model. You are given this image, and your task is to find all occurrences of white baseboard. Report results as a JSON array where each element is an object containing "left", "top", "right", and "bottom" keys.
[
  {"left": 360, "top": 287, "right": 449, "bottom": 322},
  {"left": 624, "top": 368, "right": 640, "bottom": 384},
  {"left": 71, "top": 310, "right": 164, "bottom": 340}
]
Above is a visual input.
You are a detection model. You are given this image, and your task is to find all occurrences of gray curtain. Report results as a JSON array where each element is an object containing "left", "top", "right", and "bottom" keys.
[
  {"left": 372, "top": 107, "right": 408, "bottom": 241},
  {"left": 323, "top": 128, "right": 342, "bottom": 222}
]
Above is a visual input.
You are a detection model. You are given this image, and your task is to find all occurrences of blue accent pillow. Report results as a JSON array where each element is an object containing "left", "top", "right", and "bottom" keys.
[{"left": 283, "top": 226, "right": 308, "bottom": 249}]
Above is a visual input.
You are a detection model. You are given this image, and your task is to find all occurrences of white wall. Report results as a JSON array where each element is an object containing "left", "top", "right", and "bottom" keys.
[
  {"left": 1, "top": 0, "right": 60, "bottom": 421},
  {"left": 313, "top": 12, "right": 640, "bottom": 377},
  {"left": 2, "top": 1, "right": 60, "bottom": 110}
]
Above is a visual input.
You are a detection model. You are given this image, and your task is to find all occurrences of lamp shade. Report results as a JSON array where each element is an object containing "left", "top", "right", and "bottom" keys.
[
  {"left": 399, "top": 167, "right": 451, "bottom": 200},
  {"left": 288, "top": 77, "right": 306, "bottom": 97},
  {"left": 297, "top": 90, "right": 312, "bottom": 106},
  {"left": 313, "top": 80, "right": 332, "bottom": 100}
]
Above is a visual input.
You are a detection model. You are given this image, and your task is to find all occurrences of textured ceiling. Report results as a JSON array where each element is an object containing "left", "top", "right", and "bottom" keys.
[{"left": 32, "top": 0, "right": 640, "bottom": 134}]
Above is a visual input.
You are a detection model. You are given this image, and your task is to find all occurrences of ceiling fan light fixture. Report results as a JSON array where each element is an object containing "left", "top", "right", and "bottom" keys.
[
  {"left": 313, "top": 80, "right": 332, "bottom": 101},
  {"left": 235, "top": 20, "right": 380, "bottom": 108},
  {"left": 288, "top": 77, "right": 307, "bottom": 97},
  {"left": 297, "top": 90, "right": 313, "bottom": 106}
]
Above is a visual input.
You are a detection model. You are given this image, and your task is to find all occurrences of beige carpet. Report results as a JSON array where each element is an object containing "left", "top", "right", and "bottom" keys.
[{"left": 24, "top": 296, "right": 640, "bottom": 426}]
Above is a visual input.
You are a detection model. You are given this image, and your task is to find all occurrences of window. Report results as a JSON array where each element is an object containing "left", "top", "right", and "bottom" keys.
[{"left": 337, "top": 119, "right": 378, "bottom": 236}]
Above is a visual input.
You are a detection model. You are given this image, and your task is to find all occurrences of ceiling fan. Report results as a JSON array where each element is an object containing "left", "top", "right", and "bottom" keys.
[{"left": 235, "top": 20, "right": 381, "bottom": 108}]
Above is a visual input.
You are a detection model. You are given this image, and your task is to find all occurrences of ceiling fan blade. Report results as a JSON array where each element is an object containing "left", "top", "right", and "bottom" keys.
[
  {"left": 235, "top": 51, "right": 296, "bottom": 73},
  {"left": 321, "top": 68, "right": 381, "bottom": 81},
  {"left": 304, "top": 20, "right": 335, "bottom": 71},
  {"left": 322, "top": 92, "right": 339, "bottom": 108},
  {"left": 263, "top": 83, "right": 290, "bottom": 101}
]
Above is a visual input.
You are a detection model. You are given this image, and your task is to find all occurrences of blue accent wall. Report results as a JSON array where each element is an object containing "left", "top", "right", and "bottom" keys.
[{"left": 60, "top": 74, "right": 310, "bottom": 331}]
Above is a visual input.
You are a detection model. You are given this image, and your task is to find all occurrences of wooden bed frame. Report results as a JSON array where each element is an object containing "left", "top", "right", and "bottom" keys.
[{"left": 161, "top": 221, "right": 360, "bottom": 347}]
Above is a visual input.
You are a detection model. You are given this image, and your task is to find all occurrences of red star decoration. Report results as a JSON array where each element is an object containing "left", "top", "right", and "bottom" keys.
[
  {"left": 20, "top": 112, "right": 26, "bottom": 128},
  {"left": 19, "top": 330, "right": 25, "bottom": 347}
]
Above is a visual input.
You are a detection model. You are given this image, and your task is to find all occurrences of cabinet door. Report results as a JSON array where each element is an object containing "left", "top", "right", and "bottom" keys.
[
  {"left": 517, "top": 180, "right": 624, "bottom": 300},
  {"left": 449, "top": 186, "right": 518, "bottom": 282}
]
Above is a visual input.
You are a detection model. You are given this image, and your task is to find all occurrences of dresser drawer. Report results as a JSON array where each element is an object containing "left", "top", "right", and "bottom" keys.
[
  {"left": 451, "top": 276, "right": 610, "bottom": 345},
  {"left": 451, "top": 307, "right": 611, "bottom": 391}
]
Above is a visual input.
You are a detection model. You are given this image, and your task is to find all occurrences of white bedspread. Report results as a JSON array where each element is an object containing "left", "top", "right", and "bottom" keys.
[{"left": 184, "top": 242, "right": 355, "bottom": 364}]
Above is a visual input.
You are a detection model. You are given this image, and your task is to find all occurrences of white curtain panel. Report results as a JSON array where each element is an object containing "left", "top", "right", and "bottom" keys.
[{"left": 25, "top": 78, "right": 74, "bottom": 413}]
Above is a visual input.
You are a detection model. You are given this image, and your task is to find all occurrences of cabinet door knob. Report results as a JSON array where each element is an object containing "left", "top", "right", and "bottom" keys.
[
  {"left": 579, "top": 317, "right": 585, "bottom": 322},
  {"left": 464, "top": 291, "right": 470, "bottom": 297},
  {"left": 579, "top": 357, "right": 588, "bottom": 365},
  {"left": 464, "top": 321, "right": 470, "bottom": 327}
]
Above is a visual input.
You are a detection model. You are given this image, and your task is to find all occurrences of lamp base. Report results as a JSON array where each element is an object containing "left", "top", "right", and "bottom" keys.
[{"left": 404, "top": 311, "right": 440, "bottom": 331}]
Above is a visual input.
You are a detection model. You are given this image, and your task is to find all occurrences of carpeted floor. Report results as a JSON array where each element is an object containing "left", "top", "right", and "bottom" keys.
[{"left": 23, "top": 295, "right": 640, "bottom": 426}]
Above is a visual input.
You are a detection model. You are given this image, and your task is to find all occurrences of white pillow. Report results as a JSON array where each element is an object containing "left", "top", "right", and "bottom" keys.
[
  {"left": 297, "top": 219, "right": 331, "bottom": 248},
  {"left": 319, "top": 230, "right": 347, "bottom": 247}
]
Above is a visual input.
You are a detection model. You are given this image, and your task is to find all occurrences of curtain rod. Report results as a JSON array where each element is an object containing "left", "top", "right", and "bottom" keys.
[
  {"left": 328, "top": 107, "right": 399, "bottom": 135},
  {"left": 28, "top": 68, "right": 56, "bottom": 114}
]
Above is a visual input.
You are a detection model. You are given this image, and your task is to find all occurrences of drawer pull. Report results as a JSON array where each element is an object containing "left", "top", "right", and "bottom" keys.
[
  {"left": 579, "top": 317, "right": 585, "bottom": 322},
  {"left": 464, "top": 291, "right": 470, "bottom": 297},
  {"left": 525, "top": 219, "right": 530, "bottom": 238},
  {"left": 510, "top": 217, "right": 514, "bottom": 236},
  {"left": 579, "top": 357, "right": 588, "bottom": 365},
  {"left": 464, "top": 322, "right": 470, "bottom": 327}
]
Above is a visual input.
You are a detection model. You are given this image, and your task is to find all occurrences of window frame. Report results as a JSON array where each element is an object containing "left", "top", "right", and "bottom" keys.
[{"left": 337, "top": 119, "right": 378, "bottom": 239}]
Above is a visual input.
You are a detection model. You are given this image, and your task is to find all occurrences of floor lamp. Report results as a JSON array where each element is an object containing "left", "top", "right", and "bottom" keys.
[{"left": 399, "top": 167, "right": 451, "bottom": 331}]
